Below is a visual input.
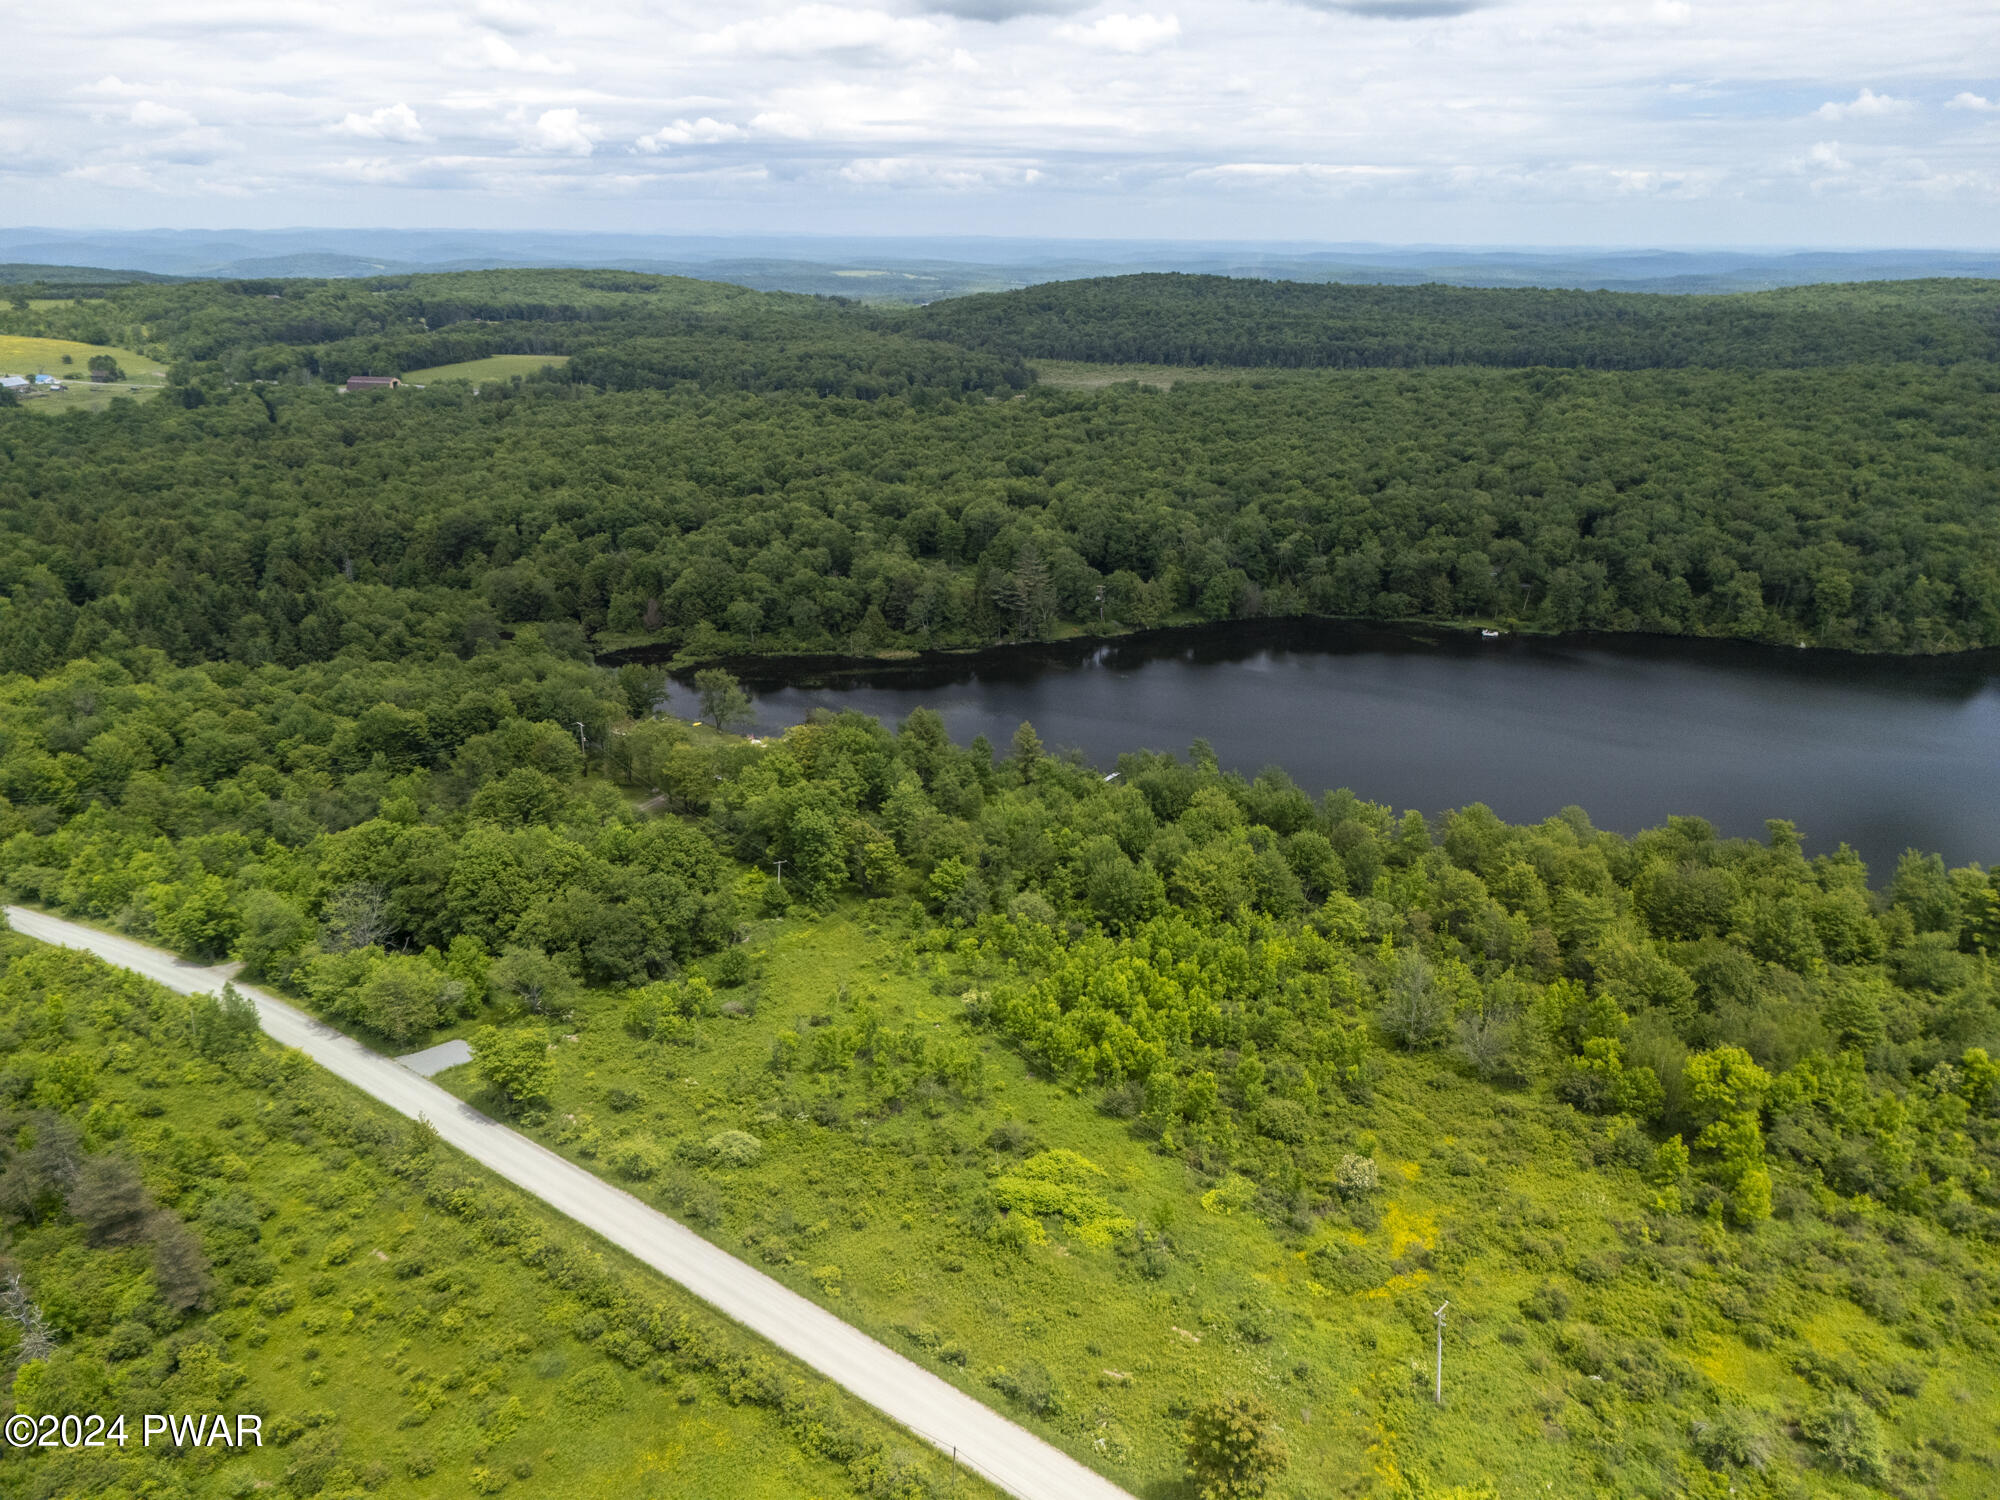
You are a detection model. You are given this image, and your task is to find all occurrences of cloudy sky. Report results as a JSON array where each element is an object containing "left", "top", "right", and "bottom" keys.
[{"left": 6, "top": 0, "right": 1998, "bottom": 244}]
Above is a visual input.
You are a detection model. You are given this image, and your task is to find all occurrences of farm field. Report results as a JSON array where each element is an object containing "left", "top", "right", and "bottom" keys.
[
  {"left": 0, "top": 332, "right": 168, "bottom": 413},
  {"left": 403, "top": 353, "right": 571, "bottom": 385}
]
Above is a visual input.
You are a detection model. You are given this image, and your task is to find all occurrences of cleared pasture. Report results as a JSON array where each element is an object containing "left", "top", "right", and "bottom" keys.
[{"left": 403, "top": 353, "right": 572, "bottom": 384}]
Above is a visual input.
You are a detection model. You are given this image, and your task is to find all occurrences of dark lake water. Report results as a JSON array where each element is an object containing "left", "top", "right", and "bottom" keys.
[{"left": 656, "top": 622, "right": 2000, "bottom": 877}]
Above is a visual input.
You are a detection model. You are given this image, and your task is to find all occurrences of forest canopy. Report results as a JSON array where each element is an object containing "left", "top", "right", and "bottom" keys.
[
  {"left": 2, "top": 267, "right": 1998, "bottom": 680},
  {"left": 911, "top": 273, "right": 2000, "bottom": 370}
]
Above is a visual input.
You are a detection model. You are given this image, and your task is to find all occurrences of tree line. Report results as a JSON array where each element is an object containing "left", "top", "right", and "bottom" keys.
[{"left": 912, "top": 272, "right": 2000, "bottom": 369}]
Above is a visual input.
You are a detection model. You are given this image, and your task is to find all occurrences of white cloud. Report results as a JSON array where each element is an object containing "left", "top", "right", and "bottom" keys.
[
  {"left": 472, "top": 0, "right": 545, "bottom": 35},
  {"left": 14, "top": 0, "right": 2000, "bottom": 241},
  {"left": 129, "top": 100, "right": 198, "bottom": 130},
  {"left": 1189, "top": 161, "right": 1410, "bottom": 184},
  {"left": 1289, "top": 0, "right": 1483, "bottom": 16},
  {"left": 838, "top": 156, "right": 1042, "bottom": 187},
  {"left": 322, "top": 155, "right": 414, "bottom": 184},
  {"left": 331, "top": 103, "right": 428, "bottom": 143},
  {"left": 1056, "top": 13, "right": 1181, "bottom": 52},
  {"left": 620, "top": 163, "right": 773, "bottom": 187},
  {"left": 450, "top": 34, "right": 573, "bottom": 74},
  {"left": 697, "top": 6, "right": 947, "bottom": 63},
  {"left": 518, "top": 108, "right": 595, "bottom": 155},
  {"left": 79, "top": 75, "right": 145, "bottom": 98},
  {"left": 1814, "top": 88, "right": 1911, "bottom": 121},
  {"left": 63, "top": 162, "right": 166, "bottom": 191},
  {"left": 918, "top": 0, "right": 1091, "bottom": 18},
  {"left": 635, "top": 117, "right": 748, "bottom": 153},
  {"left": 750, "top": 111, "right": 816, "bottom": 140}
]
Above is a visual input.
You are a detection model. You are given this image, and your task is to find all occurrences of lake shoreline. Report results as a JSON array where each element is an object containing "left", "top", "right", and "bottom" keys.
[
  {"left": 597, "top": 614, "right": 2000, "bottom": 691},
  {"left": 642, "top": 617, "right": 2000, "bottom": 874}
]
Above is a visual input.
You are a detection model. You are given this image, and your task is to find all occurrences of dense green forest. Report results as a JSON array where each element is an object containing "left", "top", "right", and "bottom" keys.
[
  {"left": 912, "top": 275, "right": 2000, "bottom": 370},
  {"left": 1, "top": 363, "right": 1997, "bottom": 668},
  {"left": 4, "top": 270, "right": 1999, "bottom": 662},
  {"left": 1, "top": 636, "right": 1997, "bottom": 1495}
]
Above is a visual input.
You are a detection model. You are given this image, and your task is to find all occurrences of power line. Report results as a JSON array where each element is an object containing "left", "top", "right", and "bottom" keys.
[{"left": 1434, "top": 1301, "right": 1449, "bottom": 1406}]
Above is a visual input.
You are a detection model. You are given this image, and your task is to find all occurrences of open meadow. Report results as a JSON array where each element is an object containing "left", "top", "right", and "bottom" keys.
[
  {"left": 402, "top": 354, "right": 573, "bottom": 386},
  {"left": 0, "top": 333, "right": 168, "bottom": 414}
]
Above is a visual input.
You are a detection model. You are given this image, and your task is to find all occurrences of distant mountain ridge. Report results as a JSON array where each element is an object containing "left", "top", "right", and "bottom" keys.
[
  {"left": 2, "top": 228, "right": 1997, "bottom": 301},
  {"left": 0, "top": 262, "right": 186, "bottom": 286}
]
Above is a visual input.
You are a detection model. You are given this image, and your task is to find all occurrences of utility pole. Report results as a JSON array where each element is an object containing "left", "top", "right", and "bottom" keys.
[
  {"left": 1433, "top": 1301, "right": 1449, "bottom": 1406},
  {"left": 573, "top": 721, "right": 588, "bottom": 760},
  {"left": 773, "top": 859, "right": 786, "bottom": 889}
]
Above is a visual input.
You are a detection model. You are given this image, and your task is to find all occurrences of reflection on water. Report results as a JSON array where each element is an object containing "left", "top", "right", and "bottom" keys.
[{"left": 654, "top": 622, "right": 2000, "bottom": 875}]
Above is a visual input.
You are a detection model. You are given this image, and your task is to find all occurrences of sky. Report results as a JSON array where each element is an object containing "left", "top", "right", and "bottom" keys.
[{"left": 5, "top": 0, "right": 1998, "bottom": 246}]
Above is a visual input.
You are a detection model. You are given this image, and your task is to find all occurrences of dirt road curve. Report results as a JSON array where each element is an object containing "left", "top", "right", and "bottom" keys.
[{"left": 4, "top": 906, "right": 1136, "bottom": 1500}]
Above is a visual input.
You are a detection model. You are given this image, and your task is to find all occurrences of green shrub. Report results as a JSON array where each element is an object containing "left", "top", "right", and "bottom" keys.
[
  {"left": 986, "top": 1361, "right": 1061, "bottom": 1416},
  {"left": 1690, "top": 1408, "right": 1771, "bottom": 1471},
  {"left": 1255, "top": 1097, "right": 1310, "bottom": 1143},
  {"left": 556, "top": 1366, "right": 626, "bottom": 1416},
  {"left": 1184, "top": 1392, "right": 1289, "bottom": 1499},
  {"left": 1800, "top": 1392, "right": 1886, "bottom": 1480},
  {"left": 705, "top": 1130, "right": 764, "bottom": 1168},
  {"left": 991, "top": 1148, "right": 1132, "bottom": 1248}
]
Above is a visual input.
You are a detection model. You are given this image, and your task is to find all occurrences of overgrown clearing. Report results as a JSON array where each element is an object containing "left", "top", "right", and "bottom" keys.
[
  {"left": 0, "top": 935, "right": 995, "bottom": 1500},
  {"left": 432, "top": 897, "right": 2000, "bottom": 1500}
]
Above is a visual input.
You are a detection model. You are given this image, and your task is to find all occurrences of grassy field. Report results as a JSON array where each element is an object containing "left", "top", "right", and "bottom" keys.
[
  {"left": 421, "top": 886, "right": 2000, "bottom": 1500},
  {"left": 1, "top": 936, "right": 993, "bottom": 1500},
  {"left": 403, "top": 354, "right": 571, "bottom": 385},
  {"left": 1029, "top": 360, "right": 1299, "bottom": 390},
  {"left": 0, "top": 332, "right": 169, "bottom": 414}
]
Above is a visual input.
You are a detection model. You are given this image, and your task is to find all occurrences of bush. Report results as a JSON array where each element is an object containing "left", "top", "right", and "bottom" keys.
[
  {"left": 1305, "top": 1240, "right": 1390, "bottom": 1295},
  {"left": 705, "top": 1130, "right": 763, "bottom": 1167},
  {"left": 1255, "top": 1097, "right": 1310, "bottom": 1143},
  {"left": 471, "top": 1026, "right": 555, "bottom": 1111},
  {"left": 1334, "top": 1153, "right": 1378, "bottom": 1196},
  {"left": 609, "top": 1140, "right": 665, "bottom": 1181},
  {"left": 1184, "top": 1392, "right": 1289, "bottom": 1499},
  {"left": 1800, "top": 1392, "right": 1886, "bottom": 1480},
  {"left": 991, "top": 1149, "right": 1132, "bottom": 1247},
  {"left": 556, "top": 1365, "right": 626, "bottom": 1416},
  {"left": 1520, "top": 1281, "right": 1571, "bottom": 1322},
  {"left": 1691, "top": 1408, "right": 1771, "bottom": 1471},
  {"left": 625, "top": 976, "right": 714, "bottom": 1039},
  {"left": 712, "top": 946, "right": 752, "bottom": 987},
  {"left": 986, "top": 1361, "right": 1061, "bottom": 1417}
]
